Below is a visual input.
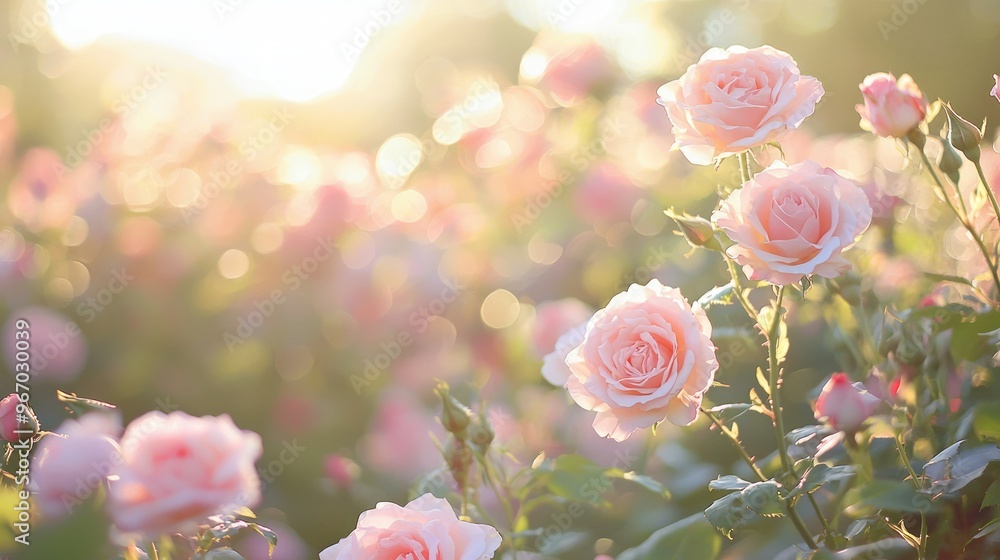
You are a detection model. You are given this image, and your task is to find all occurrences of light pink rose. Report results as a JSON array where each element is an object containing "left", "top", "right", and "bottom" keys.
[
  {"left": 856, "top": 73, "right": 928, "bottom": 138},
  {"left": 31, "top": 413, "right": 120, "bottom": 519},
  {"left": 0, "top": 393, "right": 37, "bottom": 442},
  {"left": 319, "top": 493, "right": 502, "bottom": 560},
  {"left": 814, "top": 373, "right": 881, "bottom": 432},
  {"left": 542, "top": 323, "right": 585, "bottom": 386},
  {"left": 564, "top": 279, "right": 718, "bottom": 442},
  {"left": 531, "top": 298, "right": 593, "bottom": 358},
  {"left": 656, "top": 45, "right": 824, "bottom": 165},
  {"left": 109, "top": 411, "right": 262, "bottom": 535},
  {"left": 713, "top": 160, "right": 873, "bottom": 285},
  {"left": 992, "top": 74, "right": 1000, "bottom": 104}
]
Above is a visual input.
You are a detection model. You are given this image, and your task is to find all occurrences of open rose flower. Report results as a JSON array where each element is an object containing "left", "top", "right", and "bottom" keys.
[
  {"left": 657, "top": 45, "right": 824, "bottom": 165},
  {"left": 31, "top": 413, "right": 121, "bottom": 519},
  {"left": 814, "top": 373, "right": 881, "bottom": 432},
  {"left": 319, "top": 494, "right": 501, "bottom": 560},
  {"left": 563, "top": 279, "right": 717, "bottom": 442},
  {"left": 713, "top": 160, "right": 872, "bottom": 285},
  {"left": 856, "top": 73, "right": 928, "bottom": 138},
  {"left": 109, "top": 411, "right": 262, "bottom": 535}
]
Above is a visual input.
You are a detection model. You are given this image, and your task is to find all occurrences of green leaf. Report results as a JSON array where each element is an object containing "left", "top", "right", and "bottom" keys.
[
  {"left": 923, "top": 272, "right": 974, "bottom": 286},
  {"left": 616, "top": 471, "right": 672, "bottom": 499},
  {"left": 696, "top": 282, "right": 735, "bottom": 309},
  {"left": 923, "top": 440, "right": 1000, "bottom": 495},
  {"left": 706, "top": 403, "right": 768, "bottom": 424},
  {"left": 56, "top": 390, "right": 117, "bottom": 415},
  {"left": 788, "top": 464, "right": 856, "bottom": 499},
  {"left": 755, "top": 367, "right": 771, "bottom": 396},
  {"left": 982, "top": 480, "right": 1000, "bottom": 509},
  {"left": 844, "top": 481, "right": 936, "bottom": 516},
  {"left": 973, "top": 403, "right": 1000, "bottom": 442},
  {"left": 705, "top": 481, "right": 784, "bottom": 538},
  {"left": 709, "top": 475, "right": 751, "bottom": 492},
  {"left": 617, "top": 514, "right": 722, "bottom": 560},
  {"left": 249, "top": 523, "right": 278, "bottom": 557},
  {"left": 950, "top": 310, "right": 1000, "bottom": 362}
]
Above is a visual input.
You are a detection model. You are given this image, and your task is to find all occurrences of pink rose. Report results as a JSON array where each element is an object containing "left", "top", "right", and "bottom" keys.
[
  {"left": 856, "top": 73, "right": 928, "bottom": 138},
  {"left": 814, "top": 373, "right": 881, "bottom": 432},
  {"left": 992, "top": 74, "right": 1000, "bottom": 104},
  {"left": 531, "top": 298, "right": 593, "bottom": 358},
  {"left": 109, "top": 411, "right": 262, "bottom": 535},
  {"left": 319, "top": 493, "right": 501, "bottom": 560},
  {"left": 31, "top": 413, "right": 121, "bottom": 519},
  {"left": 713, "top": 160, "right": 873, "bottom": 285},
  {"left": 0, "top": 393, "right": 37, "bottom": 442},
  {"left": 657, "top": 45, "right": 824, "bottom": 165},
  {"left": 564, "top": 279, "right": 718, "bottom": 442},
  {"left": 542, "top": 323, "right": 586, "bottom": 386}
]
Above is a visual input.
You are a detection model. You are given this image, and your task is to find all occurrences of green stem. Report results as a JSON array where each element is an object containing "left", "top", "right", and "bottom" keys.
[
  {"left": 149, "top": 542, "right": 160, "bottom": 560},
  {"left": 974, "top": 160, "right": 1000, "bottom": 259},
  {"left": 700, "top": 406, "right": 767, "bottom": 482},
  {"left": 896, "top": 434, "right": 927, "bottom": 559},
  {"left": 724, "top": 254, "right": 757, "bottom": 321},
  {"left": 919, "top": 150, "right": 1000, "bottom": 297},
  {"left": 738, "top": 151, "right": 753, "bottom": 185},
  {"left": 473, "top": 449, "right": 519, "bottom": 560}
]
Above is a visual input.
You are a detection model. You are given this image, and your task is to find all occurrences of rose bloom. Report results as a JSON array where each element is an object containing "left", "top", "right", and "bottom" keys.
[
  {"left": 856, "top": 73, "right": 928, "bottom": 138},
  {"left": 992, "top": 74, "right": 1000, "bottom": 104},
  {"left": 713, "top": 160, "right": 873, "bottom": 285},
  {"left": 319, "top": 494, "right": 501, "bottom": 560},
  {"left": 814, "top": 373, "right": 881, "bottom": 432},
  {"left": 109, "top": 411, "right": 262, "bottom": 535},
  {"left": 0, "top": 393, "right": 38, "bottom": 442},
  {"left": 657, "top": 45, "right": 824, "bottom": 165},
  {"left": 31, "top": 413, "right": 121, "bottom": 519},
  {"left": 563, "top": 279, "right": 718, "bottom": 442},
  {"left": 531, "top": 298, "right": 593, "bottom": 358}
]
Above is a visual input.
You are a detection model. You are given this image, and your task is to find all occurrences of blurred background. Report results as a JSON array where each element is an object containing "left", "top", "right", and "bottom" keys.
[{"left": 1, "top": 0, "right": 999, "bottom": 557}]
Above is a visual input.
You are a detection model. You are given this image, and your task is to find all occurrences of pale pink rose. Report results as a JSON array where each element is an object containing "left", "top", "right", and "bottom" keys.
[
  {"left": 542, "top": 323, "right": 585, "bottom": 386},
  {"left": 0, "top": 393, "right": 37, "bottom": 442},
  {"left": 31, "top": 413, "right": 121, "bottom": 519},
  {"left": 656, "top": 45, "right": 824, "bottom": 165},
  {"left": 573, "top": 162, "right": 643, "bottom": 226},
  {"left": 713, "top": 160, "right": 873, "bottom": 285},
  {"left": 992, "top": 74, "right": 1000, "bottom": 104},
  {"left": 856, "top": 73, "right": 928, "bottom": 138},
  {"left": 323, "top": 453, "right": 360, "bottom": 490},
  {"left": 319, "top": 493, "right": 501, "bottom": 560},
  {"left": 814, "top": 373, "right": 881, "bottom": 432},
  {"left": 564, "top": 279, "right": 718, "bottom": 442},
  {"left": 521, "top": 35, "right": 611, "bottom": 107},
  {"left": 109, "top": 411, "right": 262, "bottom": 535},
  {"left": 531, "top": 298, "right": 593, "bottom": 357}
]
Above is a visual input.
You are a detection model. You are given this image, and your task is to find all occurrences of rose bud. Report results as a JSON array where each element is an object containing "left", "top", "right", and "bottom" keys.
[
  {"left": 435, "top": 382, "right": 471, "bottom": 439},
  {"left": 0, "top": 393, "right": 38, "bottom": 442},
  {"left": 856, "top": 73, "right": 928, "bottom": 139},
  {"left": 814, "top": 373, "right": 881, "bottom": 433},
  {"left": 944, "top": 103, "right": 983, "bottom": 161}
]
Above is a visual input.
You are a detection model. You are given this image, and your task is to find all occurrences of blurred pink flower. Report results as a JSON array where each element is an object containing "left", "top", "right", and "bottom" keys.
[
  {"left": 573, "top": 162, "right": 643, "bottom": 226},
  {"left": 0, "top": 393, "right": 38, "bottom": 442},
  {"left": 358, "top": 392, "right": 443, "bottom": 480},
  {"left": 992, "top": 74, "right": 1000, "bottom": 103},
  {"left": 814, "top": 373, "right": 881, "bottom": 432},
  {"left": 531, "top": 298, "right": 593, "bottom": 358},
  {"left": 109, "top": 411, "right": 262, "bottom": 535},
  {"left": 565, "top": 279, "right": 718, "bottom": 442},
  {"left": 856, "top": 73, "right": 928, "bottom": 138},
  {"left": 319, "top": 494, "right": 501, "bottom": 560},
  {"left": 657, "top": 45, "right": 824, "bottom": 165},
  {"left": 324, "top": 454, "right": 360, "bottom": 490},
  {"left": 31, "top": 413, "right": 121, "bottom": 519},
  {"left": 523, "top": 35, "right": 611, "bottom": 107},
  {"left": 713, "top": 160, "right": 872, "bottom": 285},
  {"left": 3, "top": 307, "right": 88, "bottom": 383}
]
